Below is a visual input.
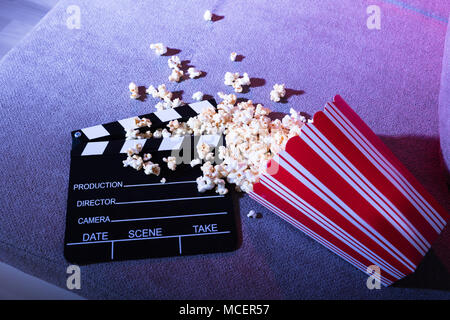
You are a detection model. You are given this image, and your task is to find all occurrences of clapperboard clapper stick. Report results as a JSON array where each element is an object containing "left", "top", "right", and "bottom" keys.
[
  {"left": 65, "top": 100, "right": 239, "bottom": 264},
  {"left": 71, "top": 99, "right": 217, "bottom": 147}
]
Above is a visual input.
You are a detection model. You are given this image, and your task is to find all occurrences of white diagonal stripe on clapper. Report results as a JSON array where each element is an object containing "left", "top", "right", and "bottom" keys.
[
  {"left": 326, "top": 102, "right": 445, "bottom": 231},
  {"left": 302, "top": 124, "right": 428, "bottom": 254},
  {"left": 277, "top": 151, "right": 416, "bottom": 273},
  {"left": 259, "top": 165, "right": 407, "bottom": 279}
]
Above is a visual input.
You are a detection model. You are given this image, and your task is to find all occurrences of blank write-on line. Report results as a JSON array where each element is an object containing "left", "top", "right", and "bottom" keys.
[
  {"left": 111, "top": 211, "right": 228, "bottom": 223},
  {"left": 123, "top": 180, "right": 197, "bottom": 188},
  {"left": 115, "top": 195, "right": 225, "bottom": 205}
]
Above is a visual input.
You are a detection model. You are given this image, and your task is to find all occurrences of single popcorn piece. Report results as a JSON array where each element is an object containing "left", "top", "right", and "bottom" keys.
[
  {"left": 270, "top": 83, "right": 286, "bottom": 102},
  {"left": 203, "top": 10, "right": 212, "bottom": 21},
  {"left": 215, "top": 179, "right": 228, "bottom": 195},
  {"left": 188, "top": 67, "right": 202, "bottom": 79},
  {"left": 168, "top": 56, "right": 181, "bottom": 69},
  {"left": 192, "top": 91, "right": 204, "bottom": 101},
  {"left": 169, "top": 68, "right": 183, "bottom": 82},
  {"left": 160, "top": 177, "right": 166, "bottom": 184},
  {"left": 150, "top": 43, "right": 167, "bottom": 56},
  {"left": 230, "top": 52, "right": 237, "bottom": 61},
  {"left": 129, "top": 82, "right": 140, "bottom": 99},
  {"left": 196, "top": 142, "right": 211, "bottom": 160},
  {"left": 143, "top": 153, "right": 152, "bottom": 161},
  {"left": 171, "top": 98, "right": 184, "bottom": 108},
  {"left": 196, "top": 176, "right": 215, "bottom": 192},
  {"left": 247, "top": 210, "right": 258, "bottom": 218},
  {"left": 163, "top": 156, "right": 177, "bottom": 171},
  {"left": 190, "top": 158, "right": 202, "bottom": 167},
  {"left": 143, "top": 161, "right": 161, "bottom": 176}
]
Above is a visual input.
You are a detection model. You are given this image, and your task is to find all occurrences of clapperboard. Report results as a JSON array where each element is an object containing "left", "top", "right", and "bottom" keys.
[{"left": 64, "top": 100, "right": 239, "bottom": 264}]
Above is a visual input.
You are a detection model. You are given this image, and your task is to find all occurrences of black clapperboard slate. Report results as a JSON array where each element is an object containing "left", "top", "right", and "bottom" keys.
[{"left": 64, "top": 100, "right": 239, "bottom": 264}]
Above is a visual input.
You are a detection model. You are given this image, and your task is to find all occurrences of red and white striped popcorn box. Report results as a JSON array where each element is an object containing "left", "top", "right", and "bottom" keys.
[{"left": 249, "top": 95, "right": 449, "bottom": 286}]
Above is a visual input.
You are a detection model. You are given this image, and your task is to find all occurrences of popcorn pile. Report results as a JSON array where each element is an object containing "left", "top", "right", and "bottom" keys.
[
  {"left": 123, "top": 92, "right": 309, "bottom": 196},
  {"left": 122, "top": 144, "right": 161, "bottom": 176},
  {"left": 125, "top": 117, "right": 153, "bottom": 140},
  {"left": 186, "top": 96, "right": 308, "bottom": 194},
  {"left": 145, "top": 83, "right": 184, "bottom": 111}
]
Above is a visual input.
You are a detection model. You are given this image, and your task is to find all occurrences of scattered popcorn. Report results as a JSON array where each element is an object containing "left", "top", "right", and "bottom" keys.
[
  {"left": 203, "top": 10, "right": 212, "bottom": 21},
  {"left": 135, "top": 117, "right": 152, "bottom": 128},
  {"left": 126, "top": 143, "right": 143, "bottom": 156},
  {"left": 123, "top": 155, "right": 144, "bottom": 170},
  {"left": 129, "top": 82, "right": 140, "bottom": 99},
  {"left": 163, "top": 156, "right": 177, "bottom": 171},
  {"left": 125, "top": 128, "right": 152, "bottom": 140},
  {"left": 169, "top": 68, "right": 183, "bottom": 82},
  {"left": 247, "top": 210, "right": 258, "bottom": 218},
  {"left": 230, "top": 52, "right": 237, "bottom": 61},
  {"left": 167, "top": 119, "right": 192, "bottom": 136},
  {"left": 188, "top": 67, "right": 202, "bottom": 79},
  {"left": 224, "top": 72, "right": 251, "bottom": 93},
  {"left": 150, "top": 43, "right": 167, "bottom": 56},
  {"left": 168, "top": 56, "right": 181, "bottom": 69},
  {"left": 270, "top": 83, "right": 286, "bottom": 102},
  {"left": 160, "top": 177, "right": 166, "bottom": 184},
  {"left": 146, "top": 84, "right": 173, "bottom": 101},
  {"left": 192, "top": 91, "right": 204, "bottom": 101},
  {"left": 188, "top": 97, "right": 305, "bottom": 194}
]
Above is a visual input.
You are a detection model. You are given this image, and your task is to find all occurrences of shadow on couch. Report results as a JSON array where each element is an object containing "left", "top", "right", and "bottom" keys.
[{"left": 380, "top": 135, "right": 450, "bottom": 291}]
